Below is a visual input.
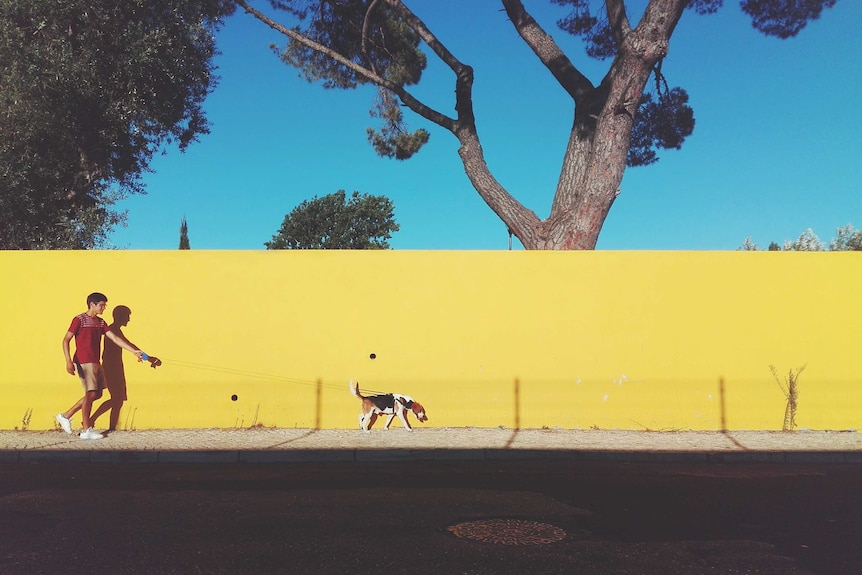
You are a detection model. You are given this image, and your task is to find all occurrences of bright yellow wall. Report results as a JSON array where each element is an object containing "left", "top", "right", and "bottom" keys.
[{"left": 1, "top": 250, "right": 859, "bottom": 431}]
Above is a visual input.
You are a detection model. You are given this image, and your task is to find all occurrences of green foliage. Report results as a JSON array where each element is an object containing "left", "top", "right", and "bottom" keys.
[
  {"left": 0, "top": 0, "right": 233, "bottom": 249},
  {"left": 553, "top": 0, "right": 831, "bottom": 168},
  {"left": 273, "top": 0, "right": 426, "bottom": 89},
  {"left": 265, "top": 190, "right": 399, "bottom": 249},
  {"left": 628, "top": 88, "right": 695, "bottom": 167},
  {"left": 366, "top": 88, "right": 429, "bottom": 160},
  {"left": 742, "top": 0, "right": 837, "bottom": 39},
  {"left": 267, "top": 0, "right": 428, "bottom": 158}
]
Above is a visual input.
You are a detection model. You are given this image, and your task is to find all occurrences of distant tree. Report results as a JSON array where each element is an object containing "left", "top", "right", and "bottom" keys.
[
  {"left": 265, "top": 190, "right": 399, "bottom": 249},
  {"left": 739, "top": 237, "right": 759, "bottom": 251},
  {"left": 782, "top": 228, "right": 825, "bottom": 251},
  {"left": 179, "top": 217, "right": 191, "bottom": 250},
  {"left": 0, "top": 0, "right": 234, "bottom": 249},
  {"left": 236, "top": 0, "right": 838, "bottom": 249},
  {"left": 829, "top": 224, "right": 862, "bottom": 251},
  {"left": 739, "top": 224, "right": 861, "bottom": 251}
]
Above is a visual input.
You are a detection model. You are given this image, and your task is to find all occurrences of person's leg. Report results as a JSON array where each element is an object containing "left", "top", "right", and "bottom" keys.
[
  {"left": 90, "top": 396, "right": 123, "bottom": 431},
  {"left": 100, "top": 366, "right": 128, "bottom": 432},
  {"left": 81, "top": 390, "right": 99, "bottom": 430},
  {"left": 89, "top": 396, "right": 113, "bottom": 427},
  {"left": 108, "top": 399, "right": 125, "bottom": 431},
  {"left": 77, "top": 363, "right": 104, "bottom": 434},
  {"left": 57, "top": 366, "right": 91, "bottom": 433},
  {"left": 62, "top": 397, "right": 84, "bottom": 419},
  {"left": 56, "top": 395, "right": 86, "bottom": 434},
  {"left": 55, "top": 397, "right": 81, "bottom": 433}
]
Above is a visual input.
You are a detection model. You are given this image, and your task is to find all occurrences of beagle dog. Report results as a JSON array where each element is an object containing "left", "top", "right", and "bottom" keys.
[{"left": 350, "top": 379, "right": 428, "bottom": 432}]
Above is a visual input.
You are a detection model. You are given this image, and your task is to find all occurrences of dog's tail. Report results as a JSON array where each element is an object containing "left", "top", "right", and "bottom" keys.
[{"left": 349, "top": 379, "right": 364, "bottom": 399}]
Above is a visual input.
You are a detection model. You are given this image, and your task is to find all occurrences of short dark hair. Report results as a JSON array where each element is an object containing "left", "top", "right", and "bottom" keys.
[{"left": 87, "top": 292, "right": 108, "bottom": 306}]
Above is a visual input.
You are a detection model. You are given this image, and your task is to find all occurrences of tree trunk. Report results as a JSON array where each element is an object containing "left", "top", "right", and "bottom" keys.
[
  {"left": 457, "top": 37, "right": 659, "bottom": 250},
  {"left": 478, "top": 0, "right": 687, "bottom": 250}
]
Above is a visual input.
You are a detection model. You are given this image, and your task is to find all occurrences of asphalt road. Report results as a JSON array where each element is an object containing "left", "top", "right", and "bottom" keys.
[{"left": 1, "top": 460, "right": 860, "bottom": 575}]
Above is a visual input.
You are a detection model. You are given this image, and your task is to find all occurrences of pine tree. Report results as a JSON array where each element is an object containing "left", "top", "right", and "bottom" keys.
[{"left": 179, "top": 217, "right": 191, "bottom": 250}]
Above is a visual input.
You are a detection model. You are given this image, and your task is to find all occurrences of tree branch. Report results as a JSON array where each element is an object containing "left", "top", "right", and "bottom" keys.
[
  {"left": 633, "top": 0, "right": 688, "bottom": 59},
  {"left": 378, "top": 1, "right": 541, "bottom": 242},
  {"left": 501, "top": 0, "right": 595, "bottom": 101},
  {"left": 381, "top": 0, "right": 476, "bottom": 129},
  {"left": 361, "top": 0, "right": 382, "bottom": 75},
  {"left": 456, "top": 131, "right": 542, "bottom": 244},
  {"left": 605, "top": 0, "right": 632, "bottom": 46},
  {"left": 236, "top": 0, "right": 456, "bottom": 131}
]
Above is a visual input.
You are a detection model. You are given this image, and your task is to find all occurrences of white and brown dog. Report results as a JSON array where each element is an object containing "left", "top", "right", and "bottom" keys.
[{"left": 350, "top": 380, "right": 428, "bottom": 432}]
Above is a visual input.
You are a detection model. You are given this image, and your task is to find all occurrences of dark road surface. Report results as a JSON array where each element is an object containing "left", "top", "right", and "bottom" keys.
[{"left": 1, "top": 460, "right": 860, "bottom": 575}]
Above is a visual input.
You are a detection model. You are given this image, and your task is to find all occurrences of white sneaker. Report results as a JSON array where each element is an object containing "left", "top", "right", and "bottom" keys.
[
  {"left": 79, "top": 427, "right": 104, "bottom": 440},
  {"left": 56, "top": 413, "right": 72, "bottom": 434}
]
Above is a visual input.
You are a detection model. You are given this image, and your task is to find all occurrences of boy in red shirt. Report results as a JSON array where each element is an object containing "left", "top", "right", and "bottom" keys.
[{"left": 56, "top": 293, "right": 146, "bottom": 439}]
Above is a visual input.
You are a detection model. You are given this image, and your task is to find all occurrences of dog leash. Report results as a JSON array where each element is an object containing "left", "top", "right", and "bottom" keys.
[{"left": 156, "top": 357, "right": 392, "bottom": 395}]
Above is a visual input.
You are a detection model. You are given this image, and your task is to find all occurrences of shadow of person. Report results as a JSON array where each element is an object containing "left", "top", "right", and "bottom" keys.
[{"left": 91, "top": 305, "right": 133, "bottom": 432}]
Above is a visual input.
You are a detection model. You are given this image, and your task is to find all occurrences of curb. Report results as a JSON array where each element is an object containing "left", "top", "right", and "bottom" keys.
[{"left": 4, "top": 449, "right": 862, "bottom": 465}]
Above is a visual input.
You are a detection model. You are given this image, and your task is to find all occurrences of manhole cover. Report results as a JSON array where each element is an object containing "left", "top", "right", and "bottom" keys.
[{"left": 448, "top": 519, "right": 567, "bottom": 545}]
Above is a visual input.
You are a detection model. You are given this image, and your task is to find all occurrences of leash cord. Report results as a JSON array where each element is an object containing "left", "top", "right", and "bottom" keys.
[{"left": 157, "top": 357, "right": 387, "bottom": 395}]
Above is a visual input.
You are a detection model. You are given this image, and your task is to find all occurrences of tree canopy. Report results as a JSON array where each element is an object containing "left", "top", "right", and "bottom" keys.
[
  {"left": 237, "top": 0, "right": 839, "bottom": 249},
  {"left": 0, "top": 0, "right": 234, "bottom": 249},
  {"left": 265, "top": 190, "right": 399, "bottom": 249}
]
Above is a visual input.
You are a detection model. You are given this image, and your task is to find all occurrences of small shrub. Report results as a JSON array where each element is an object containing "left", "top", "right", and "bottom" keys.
[
  {"left": 770, "top": 365, "right": 806, "bottom": 431},
  {"left": 17, "top": 408, "right": 33, "bottom": 431}
]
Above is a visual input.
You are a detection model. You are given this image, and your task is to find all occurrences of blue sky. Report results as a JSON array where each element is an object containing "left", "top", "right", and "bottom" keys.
[{"left": 109, "top": 0, "right": 861, "bottom": 251}]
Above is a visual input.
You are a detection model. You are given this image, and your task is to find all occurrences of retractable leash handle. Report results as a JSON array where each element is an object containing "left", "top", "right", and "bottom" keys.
[{"left": 139, "top": 352, "right": 149, "bottom": 362}]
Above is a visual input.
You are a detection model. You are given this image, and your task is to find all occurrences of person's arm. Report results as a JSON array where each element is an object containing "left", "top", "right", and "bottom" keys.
[
  {"left": 108, "top": 327, "right": 138, "bottom": 351},
  {"left": 62, "top": 331, "right": 75, "bottom": 375},
  {"left": 105, "top": 330, "right": 144, "bottom": 361}
]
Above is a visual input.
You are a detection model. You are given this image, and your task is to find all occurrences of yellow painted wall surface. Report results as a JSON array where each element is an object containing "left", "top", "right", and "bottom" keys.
[{"left": 1, "top": 250, "right": 859, "bottom": 431}]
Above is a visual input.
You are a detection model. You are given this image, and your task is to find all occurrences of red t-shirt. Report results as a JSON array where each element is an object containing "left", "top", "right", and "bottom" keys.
[{"left": 68, "top": 313, "right": 108, "bottom": 364}]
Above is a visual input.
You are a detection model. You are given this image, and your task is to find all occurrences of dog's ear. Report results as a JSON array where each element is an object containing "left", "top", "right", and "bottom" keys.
[{"left": 397, "top": 397, "right": 414, "bottom": 408}]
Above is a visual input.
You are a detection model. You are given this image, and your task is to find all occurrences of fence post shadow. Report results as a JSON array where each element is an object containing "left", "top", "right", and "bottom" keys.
[
  {"left": 269, "top": 378, "right": 321, "bottom": 448},
  {"left": 505, "top": 378, "right": 520, "bottom": 448},
  {"left": 315, "top": 378, "right": 322, "bottom": 431},
  {"left": 720, "top": 377, "right": 746, "bottom": 450}
]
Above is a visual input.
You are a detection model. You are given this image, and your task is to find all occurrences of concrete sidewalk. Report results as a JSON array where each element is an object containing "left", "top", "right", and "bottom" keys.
[{"left": 2, "top": 427, "right": 861, "bottom": 464}]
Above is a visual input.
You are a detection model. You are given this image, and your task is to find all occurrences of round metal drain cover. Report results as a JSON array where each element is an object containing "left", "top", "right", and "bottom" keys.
[{"left": 448, "top": 519, "right": 566, "bottom": 545}]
